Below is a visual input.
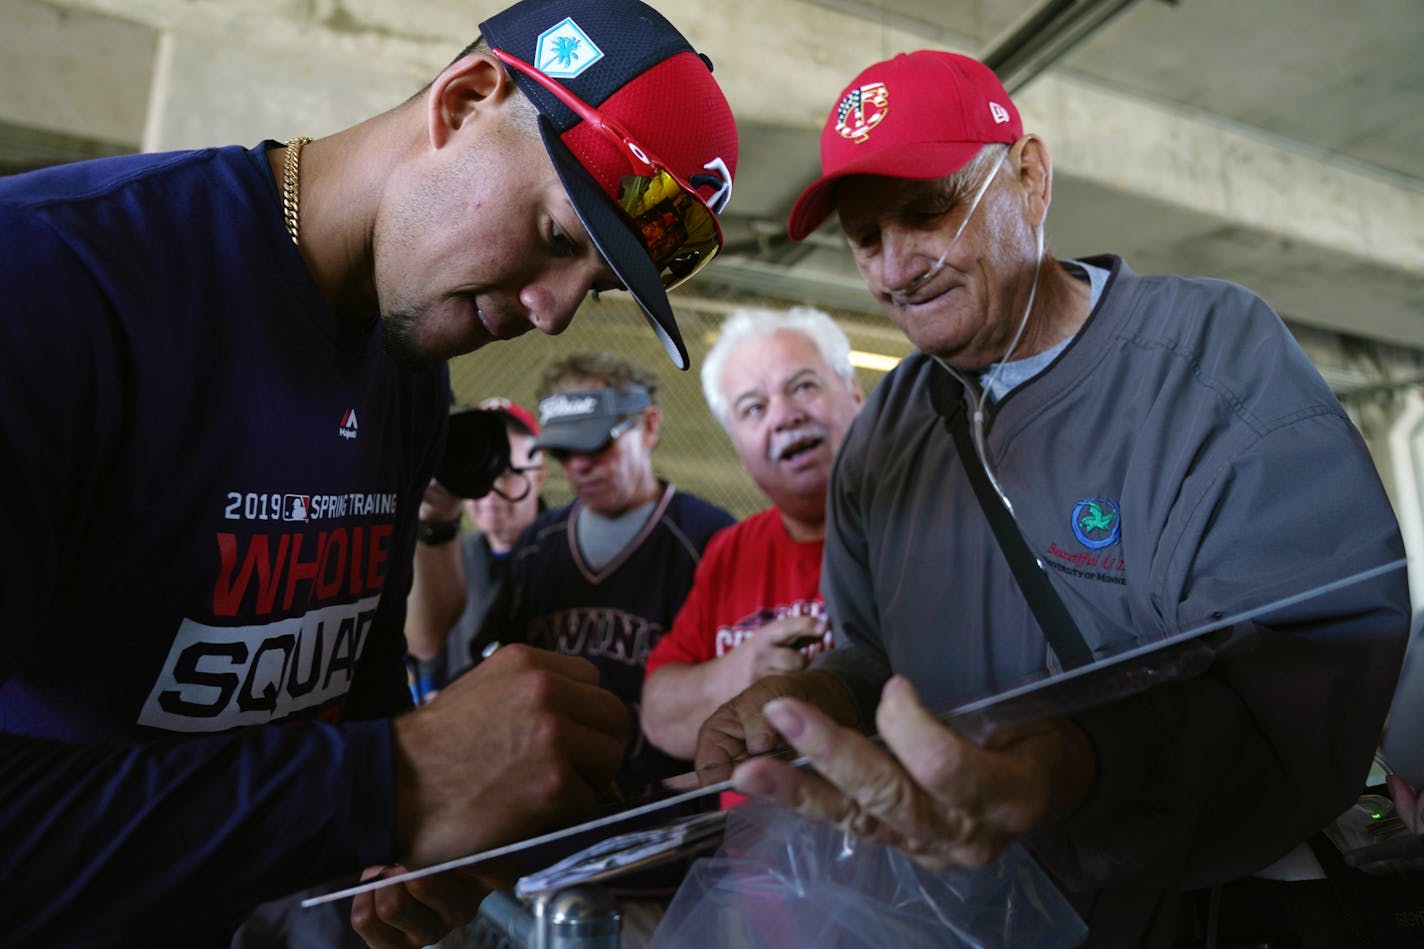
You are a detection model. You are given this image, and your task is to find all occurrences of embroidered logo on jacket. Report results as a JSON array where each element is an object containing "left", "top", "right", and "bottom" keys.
[
  {"left": 1072, "top": 497, "right": 1121, "bottom": 550},
  {"left": 1043, "top": 497, "right": 1127, "bottom": 583}
]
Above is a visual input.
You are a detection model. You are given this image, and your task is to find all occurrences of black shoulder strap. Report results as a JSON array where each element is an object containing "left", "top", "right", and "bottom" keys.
[{"left": 928, "top": 366, "right": 1094, "bottom": 670}]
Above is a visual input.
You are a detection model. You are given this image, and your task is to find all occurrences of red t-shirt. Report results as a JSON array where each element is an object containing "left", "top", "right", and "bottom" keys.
[
  {"left": 647, "top": 508, "right": 833, "bottom": 808},
  {"left": 647, "top": 508, "right": 832, "bottom": 675}
]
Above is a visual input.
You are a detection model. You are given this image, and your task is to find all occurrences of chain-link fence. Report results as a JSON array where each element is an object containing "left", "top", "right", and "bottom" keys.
[{"left": 448, "top": 294, "right": 913, "bottom": 521}]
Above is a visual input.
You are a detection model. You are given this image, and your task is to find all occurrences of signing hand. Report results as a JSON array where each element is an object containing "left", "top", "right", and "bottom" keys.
[
  {"left": 731, "top": 675, "right": 1096, "bottom": 870},
  {"left": 351, "top": 864, "right": 503, "bottom": 949},
  {"left": 392, "top": 644, "right": 628, "bottom": 868}
]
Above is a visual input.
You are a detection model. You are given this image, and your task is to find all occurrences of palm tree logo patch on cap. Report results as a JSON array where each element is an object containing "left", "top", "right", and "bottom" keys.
[{"left": 536, "top": 17, "right": 604, "bottom": 78}]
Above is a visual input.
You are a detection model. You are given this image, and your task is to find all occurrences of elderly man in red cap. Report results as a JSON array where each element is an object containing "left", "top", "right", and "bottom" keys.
[{"left": 695, "top": 50, "right": 1408, "bottom": 944}]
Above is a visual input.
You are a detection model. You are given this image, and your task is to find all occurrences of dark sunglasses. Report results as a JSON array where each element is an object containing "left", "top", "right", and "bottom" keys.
[{"left": 490, "top": 47, "right": 724, "bottom": 289}]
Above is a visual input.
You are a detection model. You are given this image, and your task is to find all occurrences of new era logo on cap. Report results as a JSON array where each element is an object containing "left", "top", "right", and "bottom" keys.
[
  {"left": 990, "top": 101, "right": 1012, "bottom": 125},
  {"left": 535, "top": 17, "right": 602, "bottom": 78}
]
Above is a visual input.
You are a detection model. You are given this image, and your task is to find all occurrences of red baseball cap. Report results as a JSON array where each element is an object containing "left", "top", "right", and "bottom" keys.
[
  {"left": 787, "top": 51, "right": 1021, "bottom": 241},
  {"left": 478, "top": 397, "right": 541, "bottom": 438},
  {"left": 481, "top": 0, "right": 738, "bottom": 371}
]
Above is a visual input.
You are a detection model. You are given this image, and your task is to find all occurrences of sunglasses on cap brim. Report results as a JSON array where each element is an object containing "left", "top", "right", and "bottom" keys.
[{"left": 491, "top": 47, "right": 724, "bottom": 291}]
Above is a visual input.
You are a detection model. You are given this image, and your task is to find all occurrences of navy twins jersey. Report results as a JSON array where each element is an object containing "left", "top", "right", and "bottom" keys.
[{"left": 480, "top": 484, "right": 733, "bottom": 798}]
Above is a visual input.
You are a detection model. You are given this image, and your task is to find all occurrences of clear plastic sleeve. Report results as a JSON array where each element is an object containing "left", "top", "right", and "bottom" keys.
[{"left": 650, "top": 803, "right": 1085, "bottom": 948}]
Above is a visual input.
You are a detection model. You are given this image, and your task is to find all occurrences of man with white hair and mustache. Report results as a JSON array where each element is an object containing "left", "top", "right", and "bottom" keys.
[{"left": 642, "top": 307, "right": 863, "bottom": 760}]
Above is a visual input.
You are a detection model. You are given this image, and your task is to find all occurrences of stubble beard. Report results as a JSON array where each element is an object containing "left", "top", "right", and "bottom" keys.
[{"left": 379, "top": 306, "right": 445, "bottom": 372}]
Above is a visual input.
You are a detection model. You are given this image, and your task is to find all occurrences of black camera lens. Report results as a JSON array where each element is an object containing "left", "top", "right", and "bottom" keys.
[{"left": 433, "top": 408, "right": 511, "bottom": 499}]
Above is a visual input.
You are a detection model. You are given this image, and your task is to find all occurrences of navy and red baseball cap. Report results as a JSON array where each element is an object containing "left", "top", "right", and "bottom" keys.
[
  {"left": 787, "top": 51, "right": 1021, "bottom": 241},
  {"left": 480, "top": 0, "right": 739, "bottom": 370}
]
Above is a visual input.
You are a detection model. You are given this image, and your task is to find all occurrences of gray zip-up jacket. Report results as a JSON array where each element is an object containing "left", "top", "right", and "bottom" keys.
[{"left": 816, "top": 255, "right": 1408, "bottom": 904}]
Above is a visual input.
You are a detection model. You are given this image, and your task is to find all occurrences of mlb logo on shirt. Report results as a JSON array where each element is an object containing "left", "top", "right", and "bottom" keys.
[{"left": 283, "top": 495, "right": 311, "bottom": 522}]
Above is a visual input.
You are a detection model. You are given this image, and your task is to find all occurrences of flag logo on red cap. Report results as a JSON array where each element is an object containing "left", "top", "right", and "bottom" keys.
[
  {"left": 835, "top": 82, "right": 889, "bottom": 144},
  {"left": 989, "top": 101, "right": 1011, "bottom": 125}
]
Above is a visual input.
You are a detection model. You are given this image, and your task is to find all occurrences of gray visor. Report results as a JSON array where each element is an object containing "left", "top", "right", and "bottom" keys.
[{"left": 533, "top": 387, "right": 651, "bottom": 453}]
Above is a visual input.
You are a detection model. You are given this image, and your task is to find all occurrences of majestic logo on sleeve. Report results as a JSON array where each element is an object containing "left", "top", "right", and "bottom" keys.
[
  {"left": 1072, "top": 498, "right": 1121, "bottom": 550},
  {"left": 835, "top": 82, "right": 890, "bottom": 143},
  {"left": 339, "top": 409, "right": 359, "bottom": 440},
  {"left": 536, "top": 18, "right": 603, "bottom": 78}
]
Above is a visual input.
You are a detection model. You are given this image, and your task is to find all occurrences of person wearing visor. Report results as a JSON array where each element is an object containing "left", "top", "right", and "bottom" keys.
[
  {"left": 692, "top": 51, "right": 1408, "bottom": 944},
  {"left": 476, "top": 352, "right": 735, "bottom": 804},
  {"left": 0, "top": 0, "right": 736, "bottom": 945}
]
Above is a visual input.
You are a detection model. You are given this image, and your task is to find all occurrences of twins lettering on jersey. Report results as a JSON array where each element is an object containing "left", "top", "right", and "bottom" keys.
[
  {"left": 530, "top": 608, "right": 659, "bottom": 668},
  {"left": 140, "top": 490, "right": 401, "bottom": 732},
  {"left": 714, "top": 601, "right": 830, "bottom": 658}
]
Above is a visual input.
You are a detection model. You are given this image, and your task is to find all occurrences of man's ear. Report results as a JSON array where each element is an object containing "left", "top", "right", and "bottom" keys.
[
  {"left": 641, "top": 405, "right": 663, "bottom": 449},
  {"left": 426, "top": 51, "right": 514, "bottom": 149},
  {"left": 1008, "top": 134, "right": 1053, "bottom": 227}
]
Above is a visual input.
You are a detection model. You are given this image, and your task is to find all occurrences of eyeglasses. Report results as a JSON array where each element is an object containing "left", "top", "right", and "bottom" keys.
[
  {"left": 545, "top": 416, "right": 638, "bottom": 464},
  {"left": 488, "top": 463, "right": 541, "bottom": 503},
  {"left": 490, "top": 47, "right": 724, "bottom": 290}
]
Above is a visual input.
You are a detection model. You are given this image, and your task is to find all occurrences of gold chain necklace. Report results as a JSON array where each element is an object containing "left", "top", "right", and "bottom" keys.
[{"left": 281, "top": 136, "right": 313, "bottom": 247}]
